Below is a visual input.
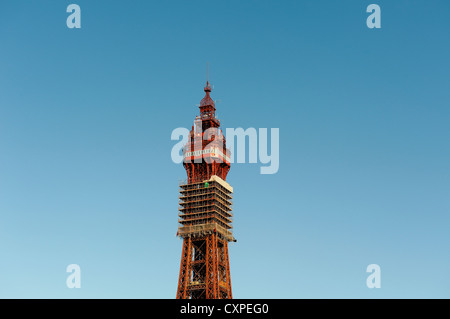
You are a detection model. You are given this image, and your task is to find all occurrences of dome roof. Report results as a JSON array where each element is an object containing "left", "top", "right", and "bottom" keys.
[{"left": 200, "top": 94, "right": 215, "bottom": 107}]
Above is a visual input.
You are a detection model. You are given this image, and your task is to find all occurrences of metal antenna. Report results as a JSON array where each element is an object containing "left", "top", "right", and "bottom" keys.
[{"left": 207, "top": 62, "right": 209, "bottom": 82}]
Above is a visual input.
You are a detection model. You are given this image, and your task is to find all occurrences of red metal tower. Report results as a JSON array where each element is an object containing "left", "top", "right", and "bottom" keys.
[{"left": 176, "top": 80, "right": 235, "bottom": 299}]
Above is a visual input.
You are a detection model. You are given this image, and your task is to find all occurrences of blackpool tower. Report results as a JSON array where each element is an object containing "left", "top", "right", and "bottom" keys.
[{"left": 176, "top": 79, "right": 235, "bottom": 299}]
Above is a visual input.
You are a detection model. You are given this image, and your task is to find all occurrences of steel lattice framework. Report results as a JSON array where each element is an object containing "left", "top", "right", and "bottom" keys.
[{"left": 176, "top": 81, "right": 234, "bottom": 299}]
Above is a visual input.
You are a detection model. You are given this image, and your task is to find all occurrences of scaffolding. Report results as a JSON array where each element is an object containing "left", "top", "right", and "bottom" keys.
[{"left": 178, "top": 175, "right": 235, "bottom": 242}]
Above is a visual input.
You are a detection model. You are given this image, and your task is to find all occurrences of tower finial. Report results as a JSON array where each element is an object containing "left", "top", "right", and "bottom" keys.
[{"left": 204, "top": 62, "right": 212, "bottom": 93}]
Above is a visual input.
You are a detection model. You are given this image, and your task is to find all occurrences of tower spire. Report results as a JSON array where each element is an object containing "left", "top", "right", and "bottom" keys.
[{"left": 204, "top": 62, "right": 212, "bottom": 93}]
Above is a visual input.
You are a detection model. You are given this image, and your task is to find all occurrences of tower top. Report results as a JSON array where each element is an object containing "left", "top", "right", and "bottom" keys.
[{"left": 200, "top": 79, "right": 214, "bottom": 107}]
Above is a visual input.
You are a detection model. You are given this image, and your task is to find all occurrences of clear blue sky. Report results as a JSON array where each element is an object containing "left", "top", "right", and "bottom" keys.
[{"left": 0, "top": 0, "right": 449, "bottom": 298}]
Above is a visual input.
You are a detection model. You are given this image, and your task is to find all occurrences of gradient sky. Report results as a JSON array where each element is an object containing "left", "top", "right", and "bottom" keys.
[{"left": 0, "top": 0, "right": 449, "bottom": 298}]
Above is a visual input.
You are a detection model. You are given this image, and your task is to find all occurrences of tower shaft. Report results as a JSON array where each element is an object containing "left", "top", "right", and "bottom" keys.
[{"left": 177, "top": 234, "right": 232, "bottom": 299}]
